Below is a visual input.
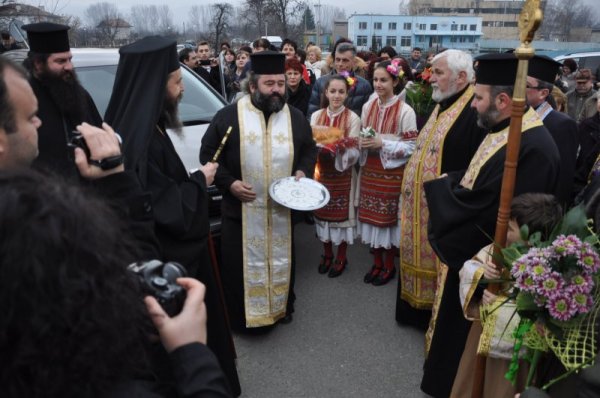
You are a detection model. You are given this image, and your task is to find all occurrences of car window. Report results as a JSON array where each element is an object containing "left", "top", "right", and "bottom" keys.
[
  {"left": 76, "top": 65, "right": 117, "bottom": 117},
  {"left": 76, "top": 64, "right": 224, "bottom": 122},
  {"left": 179, "top": 69, "right": 224, "bottom": 123},
  {"left": 581, "top": 56, "right": 600, "bottom": 78}
]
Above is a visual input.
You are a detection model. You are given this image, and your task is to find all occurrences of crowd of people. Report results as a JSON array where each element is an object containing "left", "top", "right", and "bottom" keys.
[{"left": 1, "top": 20, "right": 600, "bottom": 397}]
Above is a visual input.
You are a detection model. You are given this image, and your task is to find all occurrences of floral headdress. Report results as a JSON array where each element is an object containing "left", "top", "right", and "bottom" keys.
[
  {"left": 339, "top": 70, "right": 357, "bottom": 90},
  {"left": 386, "top": 59, "right": 405, "bottom": 79}
]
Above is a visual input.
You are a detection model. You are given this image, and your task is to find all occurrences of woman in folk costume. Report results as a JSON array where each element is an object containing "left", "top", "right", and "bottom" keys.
[
  {"left": 358, "top": 59, "right": 418, "bottom": 286},
  {"left": 310, "top": 75, "right": 362, "bottom": 277}
]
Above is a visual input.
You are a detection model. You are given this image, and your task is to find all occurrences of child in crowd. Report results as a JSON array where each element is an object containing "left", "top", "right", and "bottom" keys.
[
  {"left": 310, "top": 75, "right": 361, "bottom": 277},
  {"left": 358, "top": 59, "right": 417, "bottom": 286},
  {"left": 450, "top": 193, "right": 562, "bottom": 398}
]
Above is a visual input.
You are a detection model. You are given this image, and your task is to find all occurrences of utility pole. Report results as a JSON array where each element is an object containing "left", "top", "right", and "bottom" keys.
[{"left": 314, "top": 0, "right": 321, "bottom": 50}]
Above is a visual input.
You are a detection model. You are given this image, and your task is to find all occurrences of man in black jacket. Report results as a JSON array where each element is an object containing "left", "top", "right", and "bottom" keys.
[
  {"left": 527, "top": 55, "right": 579, "bottom": 206},
  {"left": 196, "top": 41, "right": 222, "bottom": 93}
]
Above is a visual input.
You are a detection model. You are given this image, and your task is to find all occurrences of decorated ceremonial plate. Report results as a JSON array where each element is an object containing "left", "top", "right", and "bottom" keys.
[{"left": 269, "top": 177, "right": 330, "bottom": 211}]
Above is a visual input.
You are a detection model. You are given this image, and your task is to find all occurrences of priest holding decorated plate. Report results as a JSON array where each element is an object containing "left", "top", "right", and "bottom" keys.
[{"left": 200, "top": 51, "right": 317, "bottom": 332}]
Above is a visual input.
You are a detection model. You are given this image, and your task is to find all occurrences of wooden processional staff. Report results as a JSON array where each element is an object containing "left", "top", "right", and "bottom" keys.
[{"left": 471, "top": 1, "right": 543, "bottom": 397}]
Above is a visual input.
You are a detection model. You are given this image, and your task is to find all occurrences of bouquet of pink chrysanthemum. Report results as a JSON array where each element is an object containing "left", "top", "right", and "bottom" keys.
[
  {"left": 498, "top": 205, "right": 600, "bottom": 388},
  {"left": 510, "top": 235, "right": 600, "bottom": 322}
]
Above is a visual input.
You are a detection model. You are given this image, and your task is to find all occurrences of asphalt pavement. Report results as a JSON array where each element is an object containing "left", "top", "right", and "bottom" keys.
[{"left": 232, "top": 222, "right": 432, "bottom": 398}]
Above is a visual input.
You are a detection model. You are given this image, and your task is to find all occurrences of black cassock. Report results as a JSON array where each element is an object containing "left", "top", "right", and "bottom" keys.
[
  {"left": 395, "top": 87, "right": 487, "bottom": 330},
  {"left": 146, "top": 125, "right": 240, "bottom": 396},
  {"left": 541, "top": 108, "right": 579, "bottom": 207},
  {"left": 30, "top": 78, "right": 103, "bottom": 178},
  {"left": 420, "top": 119, "right": 560, "bottom": 398},
  {"left": 200, "top": 103, "right": 317, "bottom": 332}
]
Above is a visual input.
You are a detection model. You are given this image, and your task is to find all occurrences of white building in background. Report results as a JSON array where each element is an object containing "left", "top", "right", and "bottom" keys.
[{"left": 348, "top": 14, "right": 482, "bottom": 54}]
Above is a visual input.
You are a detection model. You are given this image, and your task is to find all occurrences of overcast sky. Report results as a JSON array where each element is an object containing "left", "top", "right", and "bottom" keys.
[
  {"left": 32, "top": 0, "right": 409, "bottom": 26},
  {"left": 24, "top": 0, "right": 599, "bottom": 29}
]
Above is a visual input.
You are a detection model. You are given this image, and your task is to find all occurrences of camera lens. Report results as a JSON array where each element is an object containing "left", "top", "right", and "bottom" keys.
[{"left": 151, "top": 276, "right": 169, "bottom": 289}]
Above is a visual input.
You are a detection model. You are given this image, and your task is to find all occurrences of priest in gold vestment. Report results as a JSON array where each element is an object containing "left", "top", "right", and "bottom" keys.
[
  {"left": 200, "top": 51, "right": 317, "bottom": 332},
  {"left": 396, "top": 50, "right": 486, "bottom": 330}
]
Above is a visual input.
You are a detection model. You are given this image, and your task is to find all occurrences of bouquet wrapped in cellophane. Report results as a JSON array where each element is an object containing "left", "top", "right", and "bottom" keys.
[{"left": 493, "top": 205, "right": 600, "bottom": 389}]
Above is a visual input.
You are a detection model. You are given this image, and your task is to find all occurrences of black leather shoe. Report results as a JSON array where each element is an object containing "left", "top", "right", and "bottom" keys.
[
  {"left": 318, "top": 255, "right": 333, "bottom": 274},
  {"left": 371, "top": 267, "right": 396, "bottom": 286},
  {"left": 363, "top": 264, "right": 382, "bottom": 283},
  {"left": 328, "top": 259, "right": 347, "bottom": 278},
  {"left": 279, "top": 313, "right": 293, "bottom": 324}
]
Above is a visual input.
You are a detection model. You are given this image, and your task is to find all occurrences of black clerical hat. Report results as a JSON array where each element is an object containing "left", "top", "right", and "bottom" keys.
[
  {"left": 475, "top": 53, "right": 518, "bottom": 86},
  {"left": 529, "top": 55, "right": 561, "bottom": 84},
  {"left": 119, "top": 36, "right": 179, "bottom": 73},
  {"left": 250, "top": 51, "right": 285, "bottom": 74},
  {"left": 22, "top": 22, "right": 70, "bottom": 53}
]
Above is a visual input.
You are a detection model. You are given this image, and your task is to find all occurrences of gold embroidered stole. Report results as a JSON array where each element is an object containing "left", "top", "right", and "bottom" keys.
[
  {"left": 425, "top": 107, "right": 543, "bottom": 355},
  {"left": 400, "top": 85, "right": 474, "bottom": 315},
  {"left": 460, "top": 107, "right": 543, "bottom": 190},
  {"left": 237, "top": 95, "right": 293, "bottom": 327}
]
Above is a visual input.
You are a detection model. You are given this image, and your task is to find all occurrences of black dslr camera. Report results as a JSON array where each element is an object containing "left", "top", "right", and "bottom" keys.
[
  {"left": 67, "top": 130, "right": 124, "bottom": 170},
  {"left": 68, "top": 132, "right": 91, "bottom": 158},
  {"left": 128, "top": 260, "right": 187, "bottom": 317}
]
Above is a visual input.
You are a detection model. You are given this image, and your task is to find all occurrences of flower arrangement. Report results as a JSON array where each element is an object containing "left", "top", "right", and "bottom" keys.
[
  {"left": 360, "top": 126, "right": 376, "bottom": 138},
  {"left": 497, "top": 205, "right": 600, "bottom": 388},
  {"left": 339, "top": 71, "right": 357, "bottom": 90},
  {"left": 510, "top": 235, "right": 599, "bottom": 322},
  {"left": 404, "top": 67, "right": 436, "bottom": 126},
  {"left": 386, "top": 59, "right": 405, "bottom": 79}
]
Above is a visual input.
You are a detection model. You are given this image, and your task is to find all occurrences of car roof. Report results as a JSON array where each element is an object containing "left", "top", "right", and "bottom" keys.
[
  {"left": 71, "top": 48, "right": 120, "bottom": 67},
  {"left": 554, "top": 51, "right": 600, "bottom": 61}
]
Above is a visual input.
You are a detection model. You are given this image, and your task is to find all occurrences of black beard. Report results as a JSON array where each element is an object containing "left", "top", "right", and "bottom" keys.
[
  {"left": 251, "top": 90, "right": 286, "bottom": 113},
  {"left": 37, "top": 66, "right": 87, "bottom": 124},
  {"left": 161, "top": 93, "right": 183, "bottom": 136},
  {"left": 476, "top": 103, "right": 501, "bottom": 130}
]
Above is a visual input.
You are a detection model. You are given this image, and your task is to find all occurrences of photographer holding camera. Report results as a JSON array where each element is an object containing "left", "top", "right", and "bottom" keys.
[
  {"left": 0, "top": 170, "right": 231, "bottom": 397},
  {"left": 196, "top": 41, "right": 222, "bottom": 93}
]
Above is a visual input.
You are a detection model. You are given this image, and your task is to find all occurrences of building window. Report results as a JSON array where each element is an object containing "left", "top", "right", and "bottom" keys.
[
  {"left": 450, "top": 36, "right": 457, "bottom": 43},
  {"left": 373, "top": 36, "right": 382, "bottom": 49},
  {"left": 389, "top": 22, "right": 397, "bottom": 30},
  {"left": 470, "top": 24, "right": 477, "bottom": 31},
  {"left": 386, "top": 36, "right": 397, "bottom": 47},
  {"left": 374, "top": 22, "right": 382, "bottom": 30},
  {"left": 460, "top": 24, "right": 467, "bottom": 31},
  {"left": 418, "top": 23, "right": 426, "bottom": 30},
  {"left": 451, "top": 23, "right": 458, "bottom": 31},
  {"left": 403, "top": 22, "right": 412, "bottom": 30},
  {"left": 430, "top": 24, "right": 437, "bottom": 30},
  {"left": 468, "top": 36, "right": 475, "bottom": 42},
  {"left": 357, "top": 35, "right": 368, "bottom": 46},
  {"left": 400, "top": 36, "right": 411, "bottom": 47},
  {"left": 459, "top": 36, "right": 467, "bottom": 43},
  {"left": 431, "top": 36, "right": 440, "bottom": 44},
  {"left": 359, "top": 22, "right": 367, "bottom": 30}
]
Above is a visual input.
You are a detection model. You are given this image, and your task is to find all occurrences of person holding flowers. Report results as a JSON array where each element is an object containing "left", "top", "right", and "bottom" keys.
[
  {"left": 310, "top": 75, "right": 361, "bottom": 277},
  {"left": 451, "top": 193, "right": 563, "bottom": 398},
  {"left": 357, "top": 59, "right": 417, "bottom": 286}
]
